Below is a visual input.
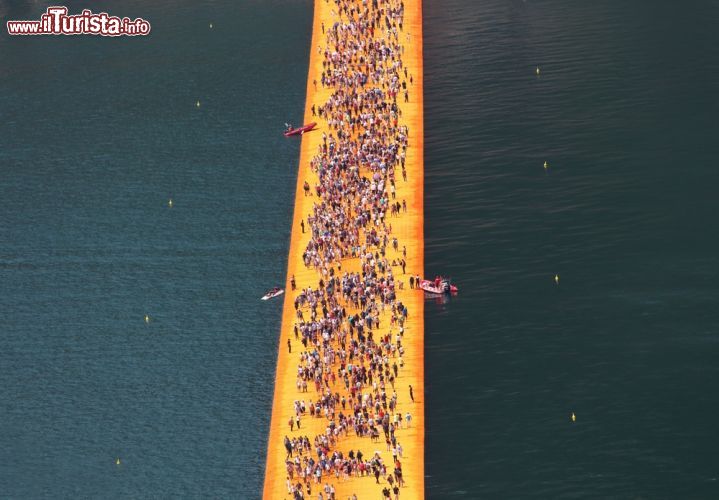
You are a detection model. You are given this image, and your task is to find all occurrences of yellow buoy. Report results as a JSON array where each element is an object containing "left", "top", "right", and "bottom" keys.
[
  {"left": 144, "top": 314, "right": 150, "bottom": 324},
  {"left": 168, "top": 199, "right": 173, "bottom": 208},
  {"left": 544, "top": 161, "right": 548, "bottom": 170},
  {"left": 571, "top": 412, "right": 576, "bottom": 422},
  {"left": 116, "top": 458, "right": 121, "bottom": 465},
  {"left": 554, "top": 274, "right": 560, "bottom": 285},
  {"left": 196, "top": 100, "right": 201, "bottom": 108},
  {"left": 536, "top": 66, "right": 540, "bottom": 76}
]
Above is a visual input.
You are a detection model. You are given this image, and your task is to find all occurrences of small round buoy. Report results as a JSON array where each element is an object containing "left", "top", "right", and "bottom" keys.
[
  {"left": 554, "top": 274, "right": 560, "bottom": 285},
  {"left": 144, "top": 314, "right": 150, "bottom": 324},
  {"left": 544, "top": 161, "right": 548, "bottom": 170},
  {"left": 209, "top": 23, "right": 213, "bottom": 29},
  {"left": 571, "top": 412, "right": 576, "bottom": 422},
  {"left": 116, "top": 458, "right": 121, "bottom": 465},
  {"left": 536, "top": 66, "right": 541, "bottom": 76},
  {"left": 196, "top": 100, "right": 201, "bottom": 108},
  {"left": 168, "top": 199, "right": 173, "bottom": 208}
]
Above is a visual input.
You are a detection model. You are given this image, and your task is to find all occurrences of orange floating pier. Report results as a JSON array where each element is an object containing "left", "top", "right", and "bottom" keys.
[{"left": 263, "top": 0, "right": 424, "bottom": 497}]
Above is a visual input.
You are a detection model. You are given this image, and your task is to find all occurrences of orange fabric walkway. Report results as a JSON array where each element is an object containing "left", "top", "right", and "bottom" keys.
[{"left": 263, "top": 0, "right": 424, "bottom": 497}]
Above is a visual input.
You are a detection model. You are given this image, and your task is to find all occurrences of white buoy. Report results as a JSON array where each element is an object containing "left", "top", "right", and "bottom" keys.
[
  {"left": 536, "top": 66, "right": 541, "bottom": 76},
  {"left": 168, "top": 199, "right": 173, "bottom": 208},
  {"left": 144, "top": 314, "right": 150, "bottom": 324},
  {"left": 209, "top": 23, "right": 213, "bottom": 29},
  {"left": 196, "top": 100, "right": 201, "bottom": 108},
  {"left": 116, "top": 458, "right": 121, "bottom": 465},
  {"left": 554, "top": 274, "right": 560, "bottom": 285},
  {"left": 571, "top": 412, "right": 576, "bottom": 422},
  {"left": 544, "top": 161, "right": 548, "bottom": 170}
]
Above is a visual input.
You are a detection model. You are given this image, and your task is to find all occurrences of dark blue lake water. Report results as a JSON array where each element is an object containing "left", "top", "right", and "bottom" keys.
[
  {"left": 2, "top": 0, "right": 719, "bottom": 498},
  {"left": 1, "top": 0, "right": 311, "bottom": 496},
  {"left": 424, "top": 1, "right": 719, "bottom": 498}
]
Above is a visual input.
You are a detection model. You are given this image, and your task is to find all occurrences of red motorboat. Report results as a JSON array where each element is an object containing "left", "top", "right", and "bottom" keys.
[
  {"left": 283, "top": 122, "right": 317, "bottom": 137},
  {"left": 419, "top": 276, "right": 458, "bottom": 295}
]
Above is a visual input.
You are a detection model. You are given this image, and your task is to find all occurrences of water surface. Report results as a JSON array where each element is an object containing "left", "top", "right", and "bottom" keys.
[
  {"left": 1, "top": 1, "right": 311, "bottom": 496},
  {"left": 424, "top": 1, "right": 719, "bottom": 498}
]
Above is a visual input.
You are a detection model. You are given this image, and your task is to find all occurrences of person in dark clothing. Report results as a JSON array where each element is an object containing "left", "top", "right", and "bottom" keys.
[
  {"left": 409, "top": 384, "right": 414, "bottom": 402},
  {"left": 284, "top": 436, "right": 292, "bottom": 457}
]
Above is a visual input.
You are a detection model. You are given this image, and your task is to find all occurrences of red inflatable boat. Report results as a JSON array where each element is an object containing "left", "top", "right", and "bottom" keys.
[
  {"left": 283, "top": 122, "right": 317, "bottom": 137},
  {"left": 419, "top": 277, "right": 458, "bottom": 295}
]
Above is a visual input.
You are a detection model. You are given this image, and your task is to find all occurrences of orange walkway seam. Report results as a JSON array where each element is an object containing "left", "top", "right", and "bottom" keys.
[{"left": 263, "top": 0, "right": 424, "bottom": 497}]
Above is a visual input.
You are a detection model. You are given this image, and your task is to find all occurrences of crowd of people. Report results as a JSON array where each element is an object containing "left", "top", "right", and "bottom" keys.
[{"left": 283, "top": 0, "right": 415, "bottom": 498}]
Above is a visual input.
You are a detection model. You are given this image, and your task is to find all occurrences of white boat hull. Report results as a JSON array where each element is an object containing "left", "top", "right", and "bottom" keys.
[{"left": 261, "top": 289, "right": 285, "bottom": 301}]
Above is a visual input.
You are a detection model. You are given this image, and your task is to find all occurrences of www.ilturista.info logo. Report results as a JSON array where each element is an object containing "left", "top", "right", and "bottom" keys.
[{"left": 7, "top": 7, "right": 151, "bottom": 36}]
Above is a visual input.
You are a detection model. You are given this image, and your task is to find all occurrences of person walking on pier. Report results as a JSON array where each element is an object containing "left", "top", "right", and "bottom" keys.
[
  {"left": 288, "top": 338, "right": 292, "bottom": 353},
  {"left": 409, "top": 385, "right": 414, "bottom": 402},
  {"left": 284, "top": 436, "right": 292, "bottom": 457},
  {"left": 394, "top": 460, "right": 404, "bottom": 487}
]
